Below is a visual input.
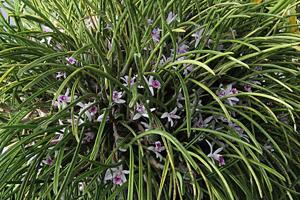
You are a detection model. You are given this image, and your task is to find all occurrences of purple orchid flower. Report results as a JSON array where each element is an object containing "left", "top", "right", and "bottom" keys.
[
  {"left": 183, "top": 65, "right": 193, "bottom": 76},
  {"left": 193, "top": 115, "right": 213, "bottom": 128},
  {"left": 66, "top": 57, "right": 77, "bottom": 65},
  {"left": 53, "top": 89, "right": 71, "bottom": 110},
  {"left": 151, "top": 28, "right": 160, "bottom": 43},
  {"left": 58, "top": 89, "right": 71, "bottom": 103},
  {"left": 89, "top": 105, "right": 98, "bottom": 115},
  {"left": 144, "top": 76, "right": 161, "bottom": 96},
  {"left": 150, "top": 79, "right": 161, "bottom": 90},
  {"left": 206, "top": 140, "right": 225, "bottom": 166},
  {"left": 133, "top": 103, "right": 155, "bottom": 120},
  {"left": 147, "top": 141, "right": 165, "bottom": 161},
  {"left": 104, "top": 165, "right": 130, "bottom": 186},
  {"left": 171, "top": 43, "right": 189, "bottom": 55},
  {"left": 177, "top": 43, "right": 189, "bottom": 54},
  {"left": 77, "top": 102, "right": 98, "bottom": 122},
  {"left": 217, "top": 84, "right": 239, "bottom": 106},
  {"left": 121, "top": 75, "right": 136, "bottom": 87},
  {"left": 42, "top": 155, "right": 54, "bottom": 166},
  {"left": 112, "top": 91, "right": 126, "bottom": 104},
  {"left": 244, "top": 84, "right": 252, "bottom": 92},
  {"left": 166, "top": 12, "right": 177, "bottom": 24},
  {"left": 154, "top": 141, "right": 164, "bottom": 152}
]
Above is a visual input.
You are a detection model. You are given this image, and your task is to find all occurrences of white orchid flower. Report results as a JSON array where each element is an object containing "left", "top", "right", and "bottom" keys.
[
  {"left": 217, "top": 84, "right": 239, "bottom": 106},
  {"left": 121, "top": 75, "right": 136, "bottom": 88},
  {"left": 53, "top": 88, "right": 71, "bottom": 110},
  {"left": 77, "top": 102, "right": 97, "bottom": 122},
  {"left": 112, "top": 91, "right": 126, "bottom": 104},
  {"left": 206, "top": 140, "right": 225, "bottom": 166},
  {"left": 56, "top": 71, "right": 66, "bottom": 80},
  {"left": 193, "top": 114, "right": 213, "bottom": 128},
  {"left": 42, "top": 155, "right": 54, "bottom": 166},
  {"left": 104, "top": 165, "right": 130, "bottom": 186},
  {"left": 144, "top": 76, "right": 161, "bottom": 96},
  {"left": 161, "top": 107, "right": 181, "bottom": 127},
  {"left": 147, "top": 141, "right": 165, "bottom": 162},
  {"left": 166, "top": 12, "right": 177, "bottom": 24},
  {"left": 133, "top": 103, "right": 155, "bottom": 120}
]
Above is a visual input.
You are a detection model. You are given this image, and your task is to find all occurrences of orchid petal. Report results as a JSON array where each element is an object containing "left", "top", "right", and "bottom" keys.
[
  {"left": 133, "top": 113, "right": 142, "bottom": 120},
  {"left": 161, "top": 112, "right": 168, "bottom": 119},
  {"left": 214, "top": 147, "right": 224, "bottom": 154}
]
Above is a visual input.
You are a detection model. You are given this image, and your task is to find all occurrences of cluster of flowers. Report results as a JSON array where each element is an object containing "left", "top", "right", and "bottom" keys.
[
  {"left": 40, "top": 12, "right": 267, "bottom": 187},
  {"left": 43, "top": 55, "right": 258, "bottom": 186}
]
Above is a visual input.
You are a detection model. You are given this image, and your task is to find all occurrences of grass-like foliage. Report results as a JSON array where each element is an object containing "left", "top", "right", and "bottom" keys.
[{"left": 1, "top": 0, "right": 300, "bottom": 199}]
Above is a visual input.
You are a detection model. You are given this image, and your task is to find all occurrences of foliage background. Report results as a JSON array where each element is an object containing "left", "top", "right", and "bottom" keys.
[{"left": 0, "top": 0, "right": 300, "bottom": 199}]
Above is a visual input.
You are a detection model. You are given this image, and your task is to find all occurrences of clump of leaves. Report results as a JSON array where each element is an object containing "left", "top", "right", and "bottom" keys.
[{"left": 1, "top": 0, "right": 300, "bottom": 199}]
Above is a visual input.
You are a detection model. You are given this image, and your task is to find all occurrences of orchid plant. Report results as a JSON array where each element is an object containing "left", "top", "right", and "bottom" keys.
[{"left": 1, "top": 0, "right": 300, "bottom": 200}]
